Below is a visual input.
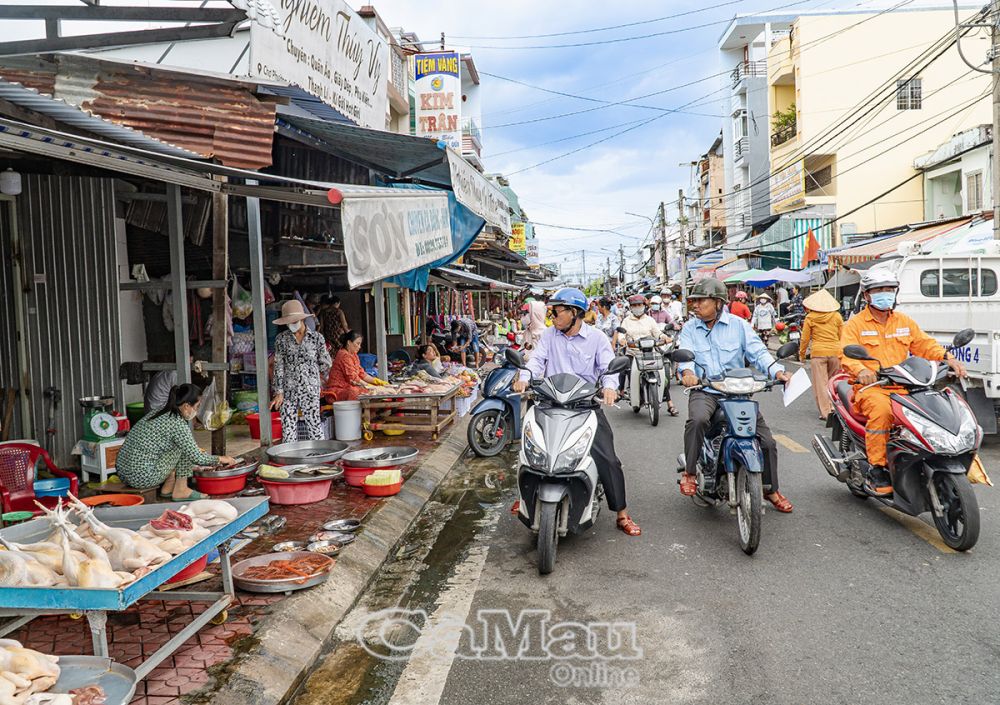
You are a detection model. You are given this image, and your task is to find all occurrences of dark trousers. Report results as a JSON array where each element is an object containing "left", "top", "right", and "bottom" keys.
[
  {"left": 590, "top": 408, "right": 627, "bottom": 512},
  {"left": 684, "top": 390, "right": 780, "bottom": 492}
]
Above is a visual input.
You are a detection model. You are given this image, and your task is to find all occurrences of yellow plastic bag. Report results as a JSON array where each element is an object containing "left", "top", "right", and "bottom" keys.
[{"left": 968, "top": 454, "right": 992, "bottom": 487}]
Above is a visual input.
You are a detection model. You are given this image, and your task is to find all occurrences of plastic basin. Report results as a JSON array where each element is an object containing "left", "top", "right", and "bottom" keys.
[
  {"left": 81, "top": 494, "right": 145, "bottom": 507},
  {"left": 247, "top": 412, "right": 282, "bottom": 441},
  {"left": 193, "top": 474, "right": 249, "bottom": 496},
  {"left": 33, "top": 478, "right": 70, "bottom": 497},
  {"left": 166, "top": 554, "right": 208, "bottom": 584},
  {"left": 362, "top": 481, "right": 402, "bottom": 497},
  {"left": 259, "top": 478, "right": 332, "bottom": 505},
  {"left": 343, "top": 466, "right": 377, "bottom": 487}
]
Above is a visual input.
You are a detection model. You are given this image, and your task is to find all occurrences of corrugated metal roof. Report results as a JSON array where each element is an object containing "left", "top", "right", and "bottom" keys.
[
  {"left": 0, "top": 56, "right": 277, "bottom": 169},
  {"left": 828, "top": 218, "right": 971, "bottom": 266},
  {"left": 0, "top": 77, "right": 202, "bottom": 159}
]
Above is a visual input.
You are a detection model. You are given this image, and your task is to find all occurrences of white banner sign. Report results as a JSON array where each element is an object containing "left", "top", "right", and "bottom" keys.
[
  {"left": 447, "top": 150, "right": 511, "bottom": 236},
  {"left": 413, "top": 52, "right": 462, "bottom": 150},
  {"left": 342, "top": 195, "right": 453, "bottom": 288},
  {"left": 526, "top": 240, "right": 540, "bottom": 268},
  {"left": 251, "top": 0, "right": 389, "bottom": 129}
]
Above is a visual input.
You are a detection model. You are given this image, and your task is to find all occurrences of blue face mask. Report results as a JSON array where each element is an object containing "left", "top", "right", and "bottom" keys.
[{"left": 869, "top": 292, "right": 896, "bottom": 310}]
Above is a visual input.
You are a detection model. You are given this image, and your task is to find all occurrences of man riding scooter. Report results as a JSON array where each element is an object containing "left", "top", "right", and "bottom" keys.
[
  {"left": 839, "top": 269, "right": 968, "bottom": 494},
  {"left": 677, "top": 278, "right": 794, "bottom": 512},
  {"left": 620, "top": 294, "right": 678, "bottom": 417},
  {"left": 511, "top": 287, "right": 641, "bottom": 537}
]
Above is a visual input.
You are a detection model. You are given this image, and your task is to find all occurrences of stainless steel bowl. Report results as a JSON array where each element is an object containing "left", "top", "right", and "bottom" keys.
[
  {"left": 323, "top": 519, "right": 361, "bottom": 532},
  {"left": 232, "top": 551, "right": 333, "bottom": 593},
  {"left": 267, "top": 440, "right": 349, "bottom": 465},
  {"left": 308, "top": 530, "right": 355, "bottom": 545},
  {"left": 306, "top": 540, "right": 342, "bottom": 556},
  {"left": 195, "top": 459, "right": 260, "bottom": 478},
  {"left": 341, "top": 446, "right": 419, "bottom": 468},
  {"left": 272, "top": 541, "right": 307, "bottom": 552}
]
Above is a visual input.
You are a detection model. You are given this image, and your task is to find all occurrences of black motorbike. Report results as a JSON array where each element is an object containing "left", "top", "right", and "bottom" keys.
[{"left": 812, "top": 328, "right": 983, "bottom": 551}]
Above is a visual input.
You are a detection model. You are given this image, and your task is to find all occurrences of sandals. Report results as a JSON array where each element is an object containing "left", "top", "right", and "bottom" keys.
[
  {"left": 616, "top": 515, "right": 641, "bottom": 536},
  {"left": 170, "top": 490, "right": 207, "bottom": 501},
  {"left": 667, "top": 405, "right": 680, "bottom": 417},
  {"left": 766, "top": 492, "right": 793, "bottom": 513},
  {"left": 679, "top": 473, "right": 698, "bottom": 496}
]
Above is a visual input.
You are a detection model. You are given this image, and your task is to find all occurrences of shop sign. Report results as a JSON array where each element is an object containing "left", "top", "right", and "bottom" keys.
[
  {"left": 526, "top": 240, "right": 540, "bottom": 268},
  {"left": 413, "top": 52, "right": 462, "bottom": 150},
  {"left": 447, "top": 150, "right": 511, "bottom": 236},
  {"left": 509, "top": 222, "right": 527, "bottom": 255},
  {"left": 770, "top": 159, "right": 806, "bottom": 214},
  {"left": 250, "top": 0, "right": 389, "bottom": 129},
  {"left": 343, "top": 195, "right": 453, "bottom": 287}
]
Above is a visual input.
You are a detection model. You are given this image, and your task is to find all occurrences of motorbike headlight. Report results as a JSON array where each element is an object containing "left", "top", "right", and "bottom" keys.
[
  {"left": 487, "top": 370, "right": 516, "bottom": 397},
  {"left": 709, "top": 377, "right": 766, "bottom": 395},
  {"left": 522, "top": 423, "right": 548, "bottom": 470},
  {"left": 900, "top": 407, "right": 978, "bottom": 455},
  {"left": 552, "top": 429, "right": 594, "bottom": 474}
]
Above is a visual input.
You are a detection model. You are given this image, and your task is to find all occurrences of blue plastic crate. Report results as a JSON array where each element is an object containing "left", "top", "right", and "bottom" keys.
[{"left": 33, "top": 477, "right": 70, "bottom": 498}]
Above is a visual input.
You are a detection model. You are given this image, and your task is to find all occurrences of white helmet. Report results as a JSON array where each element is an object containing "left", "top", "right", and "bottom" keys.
[
  {"left": 650, "top": 295, "right": 663, "bottom": 305},
  {"left": 860, "top": 268, "right": 899, "bottom": 292}
]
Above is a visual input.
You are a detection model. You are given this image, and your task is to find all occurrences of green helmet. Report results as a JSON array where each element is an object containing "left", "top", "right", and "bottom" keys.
[{"left": 688, "top": 277, "right": 728, "bottom": 303}]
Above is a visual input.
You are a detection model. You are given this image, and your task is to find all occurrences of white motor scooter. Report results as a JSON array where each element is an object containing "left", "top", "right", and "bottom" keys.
[
  {"left": 619, "top": 327, "right": 668, "bottom": 427},
  {"left": 505, "top": 348, "right": 630, "bottom": 575}
]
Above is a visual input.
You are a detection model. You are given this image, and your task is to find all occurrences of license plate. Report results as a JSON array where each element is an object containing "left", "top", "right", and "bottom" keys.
[{"left": 790, "top": 332, "right": 800, "bottom": 340}]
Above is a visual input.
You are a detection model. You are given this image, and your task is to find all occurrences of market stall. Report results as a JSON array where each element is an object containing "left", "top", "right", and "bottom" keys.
[
  {"left": 0, "top": 496, "right": 268, "bottom": 681},
  {"left": 359, "top": 383, "right": 462, "bottom": 440}
]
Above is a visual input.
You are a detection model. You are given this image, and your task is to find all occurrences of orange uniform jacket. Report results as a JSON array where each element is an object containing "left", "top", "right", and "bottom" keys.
[{"left": 839, "top": 307, "right": 946, "bottom": 378}]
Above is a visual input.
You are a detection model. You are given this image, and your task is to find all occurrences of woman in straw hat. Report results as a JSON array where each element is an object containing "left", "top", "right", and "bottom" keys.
[
  {"left": 799, "top": 289, "right": 844, "bottom": 421},
  {"left": 271, "top": 299, "right": 332, "bottom": 442}
]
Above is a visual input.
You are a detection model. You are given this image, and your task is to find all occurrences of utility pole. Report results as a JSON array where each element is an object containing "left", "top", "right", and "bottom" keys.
[
  {"left": 605, "top": 257, "right": 611, "bottom": 295},
  {"left": 993, "top": 0, "right": 1000, "bottom": 239},
  {"left": 678, "top": 189, "right": 688, "bottom": 306},
  {"left": 582, "top": 250, "right": 587, "bottom": 287},
  {"left": 618, "top": 245, "right": 625, "bottom": 293},
  {"left": 657, "top": 201, "right": 667, "bottom": 285}
]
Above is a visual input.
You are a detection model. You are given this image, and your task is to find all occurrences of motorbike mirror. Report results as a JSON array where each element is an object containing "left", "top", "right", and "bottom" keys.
[
  {"left": 842, "top": 344, "right": 875, "bottom": 361},
  {"left": 604, "top": 355, "right": 631, "bottom": 376},
  {"left": 952, "top": 328, "right": 975, "bottom": 349},
  {"left": 615, "top": 326, "right": 628, "bottom": 334},
  {"left": 775, "top": 341, "right": 799, "bottom": 360},
  {"left": 670, "top": 348, "right": 696, "bottom": 363},
  {"left": 504, "top": 347, "right": 527, "bottom": 369}
]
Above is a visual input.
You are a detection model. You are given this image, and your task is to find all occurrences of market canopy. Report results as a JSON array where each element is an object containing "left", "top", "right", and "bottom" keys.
[
  {"left": 432, "top": 267, "right": 520, "bottom": 291},
  {"left": 764, "top": 267, "right": 812, "bottom": 283},
  {"left": 827, "top": 217, "right": 970, "bottom": 267},
  {"left": 924, "top": 218, "right": 997, "bottom": 255},
  {"left": 688, "top": 249, "right": 724, "bottom": 270},
  {"left": 724, "top": 268, "right": 770, "bottom": 284}
]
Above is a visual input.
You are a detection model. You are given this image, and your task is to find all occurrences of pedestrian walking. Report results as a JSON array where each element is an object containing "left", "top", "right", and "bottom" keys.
[{"left": 798, "top": 290, "right": 844, "bottom": 421}]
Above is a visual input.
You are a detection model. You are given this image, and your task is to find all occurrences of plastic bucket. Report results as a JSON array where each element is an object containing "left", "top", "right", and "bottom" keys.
[
  {"left": 247, "top": 412, "right": 282, "bottom": 440},
  {"left": 259, "top": 478, "right": 332, "bottom": 505},
  {"left": 333, "top": 401, "right": 362, "bottom": 441}
]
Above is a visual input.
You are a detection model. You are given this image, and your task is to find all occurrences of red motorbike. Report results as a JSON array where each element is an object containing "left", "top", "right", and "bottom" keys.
[{"left": 812, "top": 329, "right": 982, "bottom": 551}]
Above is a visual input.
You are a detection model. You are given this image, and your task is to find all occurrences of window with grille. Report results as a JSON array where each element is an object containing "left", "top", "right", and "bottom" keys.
[
  {"left": 896, "top": 78, "right": 922, "bottom": 110},
  {"left": 966, "top": 171, "right": 983, "bottom": 211}
]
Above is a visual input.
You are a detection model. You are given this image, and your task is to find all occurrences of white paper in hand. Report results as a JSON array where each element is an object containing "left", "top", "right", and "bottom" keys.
[{"left": 782, "top": 368, "right": 811, "bottom": 407}]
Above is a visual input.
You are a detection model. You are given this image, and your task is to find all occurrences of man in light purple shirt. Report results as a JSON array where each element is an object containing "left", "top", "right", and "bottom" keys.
[{"left": 512, "top": 287, "right": 640, "bottom": 537}]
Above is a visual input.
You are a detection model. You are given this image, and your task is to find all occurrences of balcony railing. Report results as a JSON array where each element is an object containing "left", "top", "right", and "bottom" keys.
[
  {"left": 730, "top": 60, "right": 766, "bottom": 88},
  {"left": 734, "top": 136, "right": 749, "bottom": 161},
  {"left": 462, "top": 118, "right": 482, "bottom": 158},
  {"left": 771, "top": 121, "right": 797, "bottom": 147}
]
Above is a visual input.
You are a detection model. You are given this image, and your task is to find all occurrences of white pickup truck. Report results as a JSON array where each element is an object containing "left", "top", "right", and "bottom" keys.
[{"left": 886, "top": 239, "right": 1000, "bottom": 434}]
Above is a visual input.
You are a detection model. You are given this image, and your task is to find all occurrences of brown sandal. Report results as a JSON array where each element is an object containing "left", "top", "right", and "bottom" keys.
[
  {"left": 616, "top": 515, "right": 641, "bottom": 536},
  {"left": 679, "top": 473, "right": 697, "bottom": 496},
  {"left": 766, "top": 492, "right": 793, "bottom": 513}
]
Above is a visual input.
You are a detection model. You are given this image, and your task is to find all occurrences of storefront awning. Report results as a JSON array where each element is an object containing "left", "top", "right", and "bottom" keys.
[
  {"left": 433, "top": 267, "right": 520, "bottom": 291},
  {"left": 687, "top": 249, "right": 724, "bottom": 270},
  {"left": 828, "top": 218, "right": 970, "bottom": 267}
]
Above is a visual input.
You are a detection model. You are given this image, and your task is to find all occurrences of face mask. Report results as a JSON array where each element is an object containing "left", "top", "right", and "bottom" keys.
[
  {"left": 869, "top": 292, "right": 896, "bottom": 310},
  {"left": 651, "top": 304, "right": 661, "bottom": 312},
  {"left": 630, "top": 307, "right": 645, "bottom": 317},
  {"left": 288, "top": 321, "right": 303, "bottom": 332}
]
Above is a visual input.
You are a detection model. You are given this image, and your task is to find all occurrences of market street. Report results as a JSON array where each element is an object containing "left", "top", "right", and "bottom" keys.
[{"left": 293, "top": 377, "right": 1000, "bottom": 705}]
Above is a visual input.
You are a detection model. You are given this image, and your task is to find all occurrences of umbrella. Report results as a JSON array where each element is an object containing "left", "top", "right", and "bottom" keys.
[
  {"left": 764, "top": 267, "right": 812, "bottom": 283},
  {"left": 724, "top": 268, "right": 767, "bottom": 284}
]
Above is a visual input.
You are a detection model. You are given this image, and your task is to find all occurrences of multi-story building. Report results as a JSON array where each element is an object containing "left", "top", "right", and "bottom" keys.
[
  {"left": 914, "top": 124, "right": 992, "bottom": 220},
  {"left": 763, "top": 7, "right": 991, "bottom": 267},
  {"left": 695, "top": 132, "right": 727, "bottom": 249}
]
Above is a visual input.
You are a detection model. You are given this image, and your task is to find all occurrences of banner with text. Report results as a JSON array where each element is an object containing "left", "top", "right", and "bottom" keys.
[
  {"left": 413, "top": 52, "right": 462, "bottom": 150},
  {"left": 343, "top": 195, "right": 453, "bottom": 288},
  {"left": 526, "top": 240, "right": 539, "bottom": 268},
  {"left": 447, "top": 150, "right": 511, "bottom": 236},
  {"left": 510, "top": 222, "right": 527, "bottom": 255},
  {"left": 250, "top": 0, "right": 389, "bottom": 129},
  {"left": 770, "top": 160, "right": 806, "bottom": 214}
]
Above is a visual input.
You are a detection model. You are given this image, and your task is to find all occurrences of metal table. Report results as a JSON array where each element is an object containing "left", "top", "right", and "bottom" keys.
[
  {"left": 0, "top": 496, "right": 268, "bottom": 680},
  {"left": 359, "top": 383, "right": 461, "bottom": 440}
]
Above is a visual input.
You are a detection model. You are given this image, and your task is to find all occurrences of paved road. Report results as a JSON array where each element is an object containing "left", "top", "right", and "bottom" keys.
[{"left": 292, "top": 374, "right": 1000, "bottom": 705}]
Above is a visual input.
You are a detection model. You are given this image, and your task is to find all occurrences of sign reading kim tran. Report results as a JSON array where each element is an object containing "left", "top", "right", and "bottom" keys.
[
  {"left": 342, "top": 195, "right": 453, "bottom": 288},
  {"left": 413, "top": 52, "right": 462, "bottom": 150}
]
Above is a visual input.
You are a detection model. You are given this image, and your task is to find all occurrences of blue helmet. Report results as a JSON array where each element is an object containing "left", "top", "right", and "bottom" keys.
[{"left": 549, "top": 287, "right": 588, "bottom": 312}]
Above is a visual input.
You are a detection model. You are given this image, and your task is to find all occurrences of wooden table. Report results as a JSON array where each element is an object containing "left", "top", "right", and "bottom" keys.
[{"left": 359, "top": 384, "right": 462, "bottom": 440}]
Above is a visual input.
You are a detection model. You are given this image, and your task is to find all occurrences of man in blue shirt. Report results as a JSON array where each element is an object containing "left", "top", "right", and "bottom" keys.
[{"left": 676, "top": 278, "right": 794, "bottom": 513}]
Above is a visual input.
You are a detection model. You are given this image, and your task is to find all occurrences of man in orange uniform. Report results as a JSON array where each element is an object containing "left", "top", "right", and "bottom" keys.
[{"left": 840, "top": 269, "right": 967, "bottom": 493}]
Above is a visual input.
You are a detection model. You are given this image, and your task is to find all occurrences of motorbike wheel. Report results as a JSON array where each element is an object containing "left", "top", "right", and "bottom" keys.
[
  {"left": 839, "top": 428, "right": 868, "bottom": 499},
  {"left": 736, "top": 467, "right": 763, "bottom": 555},
  {"left": 646, "top": 383, "right": 659, "bottom": 426},
  {"left": 467, "top": 410, "right": 510, "bottom": 458},
  {"left": 930, "top": 473, "right": 980, "bottom": 551},
  {"left": 537, "top": 501, "right": 560, "bottom": 575}
]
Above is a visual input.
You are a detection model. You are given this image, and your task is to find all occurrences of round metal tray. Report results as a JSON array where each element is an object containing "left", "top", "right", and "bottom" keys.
[
  {"left": 267, "top": 440, "right": 349, "bottom": 465},
  {"left": 52, "top": 656, "right": 138, "bottom": 705},
  {"left": 257, "top": 465, "right": 343, "bottom": 484},
  {"left": 323, "top": 518, "right": 361, "bottom": 532},
  {"left": 195, "top": 459, "right": 260, "bottom": 478},
  {"left": 232, "top": 551, "right": 333, "bottom": 593},
  {"left": 341, "top": 446, "right": 419, "bottom": 468}
]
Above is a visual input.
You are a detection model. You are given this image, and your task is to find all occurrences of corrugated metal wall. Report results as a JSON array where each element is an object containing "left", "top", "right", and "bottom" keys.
[
  {"left": 0, "top": 200, "right": 22, "bottom": 438},
  {"left": 12, "top": 175, "right": 122, "bottom": 464}
]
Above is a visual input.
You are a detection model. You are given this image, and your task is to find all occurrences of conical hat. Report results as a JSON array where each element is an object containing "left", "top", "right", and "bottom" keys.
[{"left": 803, "top": 289, "right": 840, "bottom": 313}]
